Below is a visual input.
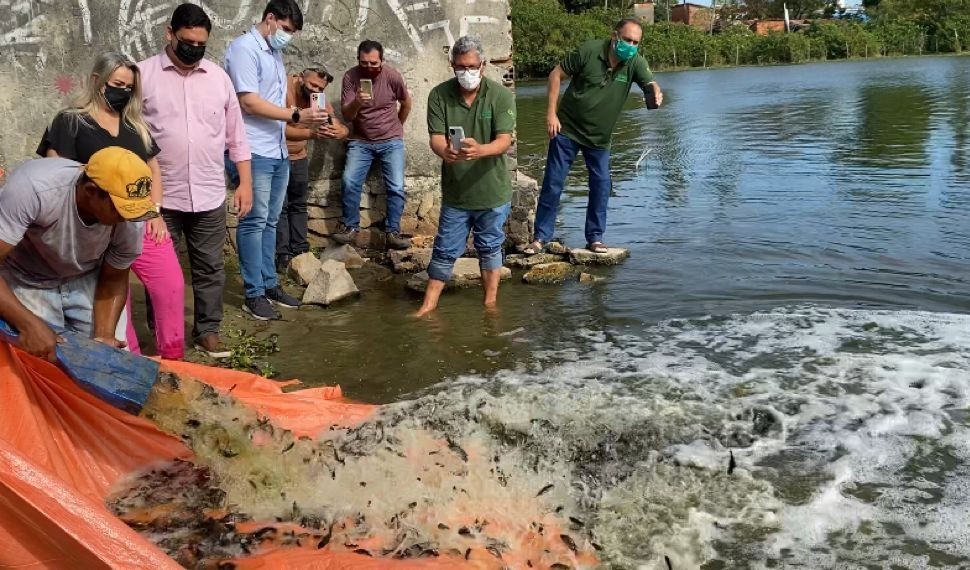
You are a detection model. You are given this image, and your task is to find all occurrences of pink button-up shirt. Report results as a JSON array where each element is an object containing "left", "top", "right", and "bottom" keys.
[{"left": 139, "top": 51, "right": 251, "bottom": 213}]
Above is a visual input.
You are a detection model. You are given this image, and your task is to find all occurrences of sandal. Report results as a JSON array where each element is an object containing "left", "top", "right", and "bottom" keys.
[
  {"left": 520, "top": 240, "right": 546, "bottom": 256},
  {"left": 587, "top": 241, "right": 609, "bottom": 254}
]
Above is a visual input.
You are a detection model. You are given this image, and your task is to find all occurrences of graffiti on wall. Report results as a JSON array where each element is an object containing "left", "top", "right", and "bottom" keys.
[
  {"left": 119, "top": 0, "right": 255, "bottom": 60},
  {"left": 117, "top": 0, "right": 505, "bottom": 61},
  {"left": 1, "top": 0, "right": 507, "bottom": 71},
  {"left": 0, "top": 0, "right": 96, "bottom": 70}
]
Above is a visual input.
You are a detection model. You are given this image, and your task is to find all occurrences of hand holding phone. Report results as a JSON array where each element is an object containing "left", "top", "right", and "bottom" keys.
[
  {"left": 359, "top": 79, "right": 373, "bottom": 104},
  {"left": 310, "top": 92, "right": 326, "bottom": 110},
  {"left": 448, "top": 126, "right": 465, "bottom": 153}
]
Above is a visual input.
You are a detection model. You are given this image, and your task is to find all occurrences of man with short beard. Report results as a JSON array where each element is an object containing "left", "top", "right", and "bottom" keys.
[
  {"left": 277, "top": 65, "right": 349, "bottom": 271},
  {"left": 139, "top": 3, "right": 253, "bottom": 357},
  {"left": 334, "top": 40, "right": 413, "bottom": 250}
]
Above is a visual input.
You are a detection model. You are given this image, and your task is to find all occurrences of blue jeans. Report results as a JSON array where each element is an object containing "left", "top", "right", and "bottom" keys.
[
  {"left": 0, "top": 268, "right": 97, "bottom": 334},
  {"left": 341, "top": 139, "right": 406, "bottom": 233},
  {"left": 427, "top": 203, "right": 510, "bottom": 282},
  {"left": 227, "top": 154, "right": 289, "bottom": 299},
  {"left": 534, "top": 133, "right": 612, "bottom": 245}
]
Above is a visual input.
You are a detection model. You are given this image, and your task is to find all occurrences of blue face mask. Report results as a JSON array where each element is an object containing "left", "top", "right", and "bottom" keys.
[
  {"left": 268, "top": 22, "right": 292, "bottom": 50},
  {"left": 614, "top": 39, "right": 638, "bottom": 62}
]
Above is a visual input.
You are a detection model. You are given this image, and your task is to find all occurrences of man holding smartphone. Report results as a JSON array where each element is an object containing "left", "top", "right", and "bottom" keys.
[
  {"left": 277, "top": 65, "right": 349, "bottom": 271},
  {"left": 415, "top": 35, "right": 515, "bottom": 317},
  {"left": 525, "top": 18, "right": 663, "bottom": 256},
  {"left": 336, "top": 40, "right": 413, "bottom": 250},
  {"left": 224, "top": 0, "right": 328, "bottom": 321}
]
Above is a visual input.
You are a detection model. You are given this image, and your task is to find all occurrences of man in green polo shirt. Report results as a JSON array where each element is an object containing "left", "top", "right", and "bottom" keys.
[
  {"left": 414, "top": 35, "right": 516, "bottom": 317},
  {"left": 525, "top": 18, "right": 663, "bottom": 255}
]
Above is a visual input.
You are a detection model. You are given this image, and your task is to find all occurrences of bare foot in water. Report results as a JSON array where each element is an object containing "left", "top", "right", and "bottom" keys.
[{"left": 413, "top": 303, "right": 437, "bottom": 318}]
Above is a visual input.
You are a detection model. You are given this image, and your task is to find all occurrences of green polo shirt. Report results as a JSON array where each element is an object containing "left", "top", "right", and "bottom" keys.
[
  {"left": 557, "top": 39, "right": 654, "bottom": 150},
  {"left": 427, "top": 77, "right": 516, "bottom": 210}
]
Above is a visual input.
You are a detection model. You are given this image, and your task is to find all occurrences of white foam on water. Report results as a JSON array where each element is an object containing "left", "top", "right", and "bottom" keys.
[
  {"left": 439, "top": 306, "right": 970, "bottom": 568},
  {"left": 134, "top": 305, "right": 970, "bottom": 568}
]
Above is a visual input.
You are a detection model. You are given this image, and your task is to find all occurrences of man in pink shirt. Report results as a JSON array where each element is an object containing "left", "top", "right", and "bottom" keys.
[{"left": 139, "top": 3, "right": 253, "bottom": 358}]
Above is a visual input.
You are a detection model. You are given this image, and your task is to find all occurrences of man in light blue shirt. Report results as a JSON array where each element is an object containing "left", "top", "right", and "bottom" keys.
[{"left": 224, "top": 0, "right": 326, "bottom": 320}]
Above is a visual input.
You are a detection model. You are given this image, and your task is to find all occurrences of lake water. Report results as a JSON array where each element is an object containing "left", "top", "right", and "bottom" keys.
[{"left": 219, "top": 56, "right": 970, "bottom": 568}]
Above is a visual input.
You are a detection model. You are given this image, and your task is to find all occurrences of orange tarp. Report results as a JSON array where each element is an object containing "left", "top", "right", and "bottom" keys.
[{"left": 0, "top": 344, "right": 475, "bottom": 569}]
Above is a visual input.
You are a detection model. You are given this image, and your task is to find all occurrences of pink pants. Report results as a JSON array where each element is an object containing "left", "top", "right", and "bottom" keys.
[{"left": 125, "top": 229, "right": 186, "bottom": 359}]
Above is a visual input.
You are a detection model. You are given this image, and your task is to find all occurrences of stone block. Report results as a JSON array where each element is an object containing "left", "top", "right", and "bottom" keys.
[
  {"left": 308, "top": 218, "right": 341, "bottom": 236},
  {"left": 389, "top": 248, "right": 433, "bottom": 273},
  {"left": 308, "top": 205, "right": 342, "bottom": 220},
  {"left": 546, "top": 241, "right": 570, "bottom": 255},
  {"left": 289, "top": 252, "right": 322, "bottom": 286},
  {"left": 320, "top": 244, "right": 365, "bottom": 269},
  {"left": 504, "top": 253, "right": 567, "bottom": 269},
  {"left": 522, "top": 262, "right": 575, "bottom": 284},
  {"left": 569, "top": 247, "right": 630, "bottom": 265},
  {"left": 406, "top": 262, "right": 512, "bottom": 292},
  {"left": 359, "top": 208, "right": 385, "bottom": 229},
  {"left": 354, "top": 227, "right": 387, "bottom": 249},
  {"left": 302, "top": 259, "right": 360, "bottom": 306},
  {"left": 578, "top": 272, "right": 604, "bottom": 284}
]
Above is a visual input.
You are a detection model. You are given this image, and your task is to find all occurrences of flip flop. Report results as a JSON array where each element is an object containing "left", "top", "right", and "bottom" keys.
[
  {"left": 587, "top": 241, "right": 609, "bottom": 254},
  {"left": 520, "top": 240, "right": 546, "bottom": 256}
]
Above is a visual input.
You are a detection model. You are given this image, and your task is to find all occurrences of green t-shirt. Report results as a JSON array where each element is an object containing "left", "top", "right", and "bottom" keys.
[
  {"left": 557, "top": 39, "right": 654, "bottom": 150},
  {"left": 427, "top": 77, "right": 516, "bottom": 210}
]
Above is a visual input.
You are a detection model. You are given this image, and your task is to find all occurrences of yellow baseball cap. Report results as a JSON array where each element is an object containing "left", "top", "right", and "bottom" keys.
[{"left": 85, "top": 147, "right": 159, "bottom": 222}]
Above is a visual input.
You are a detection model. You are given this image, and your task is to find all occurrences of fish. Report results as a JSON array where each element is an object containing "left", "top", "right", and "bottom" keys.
[
  {"left": 560, "top": 534, "right": 578, "bottom": 553},
  {"left": 537, "top": 484, "right": 555, "bottom": 497},
  {"left": 728, "top": 450, "right": 737, "bottom": 475},
  {"left": 665, "top": 554, "right": 673, "bottom": 569}
]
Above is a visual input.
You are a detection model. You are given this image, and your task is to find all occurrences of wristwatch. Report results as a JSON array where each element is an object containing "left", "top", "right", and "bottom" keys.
[{"left": 291, "top": 106, "right": 301, "bottom": 123}]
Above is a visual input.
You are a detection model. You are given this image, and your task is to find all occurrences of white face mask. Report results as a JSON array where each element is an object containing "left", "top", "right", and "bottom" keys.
[
  {"left": 268, "top": 20, "right": 292, "bottom": 50},
  {"left": 455, "top": 67, "right": 482, "bottom": 90}
]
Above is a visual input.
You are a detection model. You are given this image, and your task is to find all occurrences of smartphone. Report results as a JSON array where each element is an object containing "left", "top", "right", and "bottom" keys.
[
  {"left": 310, "top": 91, "right": 326, "bottom": 110},
  {"left": 448, "top": 126, "right": 465, "bottom": 153},
  {"left": 644, "top": 89, "right": 659, "bottom": 110},
  {"left": 360, "top": 79, "right": 373, "bottom": 96}
]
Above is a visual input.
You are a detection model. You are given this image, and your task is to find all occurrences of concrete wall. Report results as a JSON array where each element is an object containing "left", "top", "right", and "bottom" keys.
[{"left": 0, "top": 0, "right": 537, "bottom": 247}]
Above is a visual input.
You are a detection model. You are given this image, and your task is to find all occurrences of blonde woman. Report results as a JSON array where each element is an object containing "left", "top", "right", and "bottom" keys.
[{"left": 38, "top": 52, "right": 185, "bottom": 359}]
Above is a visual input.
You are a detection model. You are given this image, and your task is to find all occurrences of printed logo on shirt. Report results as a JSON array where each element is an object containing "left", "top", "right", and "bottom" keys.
[
  {"left": 615, "top": 71, "right": 630, "bottom": 84},
  {"left": 481, "top": 108, "right": 493, "bottom": 120}
]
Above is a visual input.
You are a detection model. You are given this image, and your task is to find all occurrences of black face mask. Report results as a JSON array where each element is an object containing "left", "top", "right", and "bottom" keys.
[
  {"left": 103, "top": 85, "right": 132, "bottom": 113},
  {"left": 174, "top": 39, "right": 206, "bottom": 66}
]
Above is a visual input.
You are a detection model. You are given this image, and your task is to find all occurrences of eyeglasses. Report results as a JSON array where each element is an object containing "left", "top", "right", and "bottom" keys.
[{"left": 452, "top": 63, "right": 482, "bottom": 72}]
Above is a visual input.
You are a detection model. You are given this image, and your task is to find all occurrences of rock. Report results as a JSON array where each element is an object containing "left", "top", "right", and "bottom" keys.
[
  {"left": 406, "top": 261, "right": 512, "bottom": 292},
  {"left": 569, "top": 247, "right": 630, "bottom": 266},
  {"left": 505, "top": 253, "right": 567, "bottom": 269},
  {"left": 289, "top": 252, "right": 322, "bottom": 286},
  {"left": 578, "top": 272, "right": 604, "bottom": 284},
  {"left": 302, "top": 259, "right": 360, "bottom": 306},
  {"left": 320, "top": 244, "right": 365, "bottom": 269},
  {"left": 546, "top": 241, "right": 570, "bottom": 255},
  {"left": 451, "top": 257, "right": 484, "bottom": 284},
  {"left": 523, "top": 262, "right": 574, "bottom": 285},
  {"left": 389, "top": 248, "right": 433, "bottom": 273}
]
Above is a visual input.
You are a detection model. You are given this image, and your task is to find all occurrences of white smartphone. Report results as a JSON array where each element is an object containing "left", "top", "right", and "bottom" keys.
[
  {"left": 360, "top": 79, "right": 373, "bottom": 96},
  {"left": 448, "top": 126, "right": 465, "bottom": 152},
  {"left": 310, "top": 91, "right": 326, "bottom": 110}
]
